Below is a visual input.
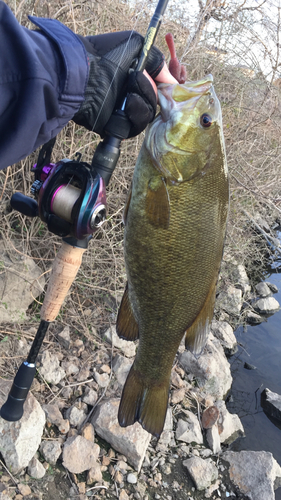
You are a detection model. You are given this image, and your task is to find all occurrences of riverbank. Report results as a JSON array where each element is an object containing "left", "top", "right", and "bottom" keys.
[{"left": 1, "top": 249, "right": 281, "bottom": 500}]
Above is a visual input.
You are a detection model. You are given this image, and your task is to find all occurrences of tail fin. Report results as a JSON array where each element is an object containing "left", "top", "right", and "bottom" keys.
[{"left": 118, "top": 364, "right": 169, "bottom": 439}]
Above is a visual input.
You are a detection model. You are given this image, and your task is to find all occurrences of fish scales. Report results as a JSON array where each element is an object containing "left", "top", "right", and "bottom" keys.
[{"left": 116, "top": 76, "right": 229, "bottom": 438}]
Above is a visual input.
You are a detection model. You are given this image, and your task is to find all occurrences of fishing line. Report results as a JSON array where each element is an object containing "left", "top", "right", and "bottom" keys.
[{"left": 88, "top": 0, "right": 151, "bottom": 137}]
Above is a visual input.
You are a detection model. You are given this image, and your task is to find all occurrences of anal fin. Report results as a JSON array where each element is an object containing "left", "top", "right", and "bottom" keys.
[
  {"left": 116, "top": 283, "right": 139, "bottom": 341},
  {"left": 118, "top": 364, "right": 169, "bottom": 439},
  {"left": 185, "top": 280, "right": 217, "bottom": 358}
]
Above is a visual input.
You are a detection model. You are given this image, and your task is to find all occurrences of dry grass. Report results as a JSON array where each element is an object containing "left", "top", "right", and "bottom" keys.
[{"left": 1, "top": 0, "right": 281, "bottom": 344}]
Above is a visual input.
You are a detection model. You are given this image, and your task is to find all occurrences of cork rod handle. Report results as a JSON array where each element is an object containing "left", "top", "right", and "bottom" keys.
[{"left": 41, "top": 241, "right": 86, "bottom": 322}]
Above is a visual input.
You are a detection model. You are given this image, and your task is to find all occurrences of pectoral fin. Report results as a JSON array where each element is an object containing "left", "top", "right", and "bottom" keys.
[
  {"left": 116, "top": 283, "right": 139, "bottom": 341},
  {"left": 145, "top": 177, "right": 170, "bottom": 229},
  {"left": 185, "top": 280, "right": 217, "bottom": 357}
]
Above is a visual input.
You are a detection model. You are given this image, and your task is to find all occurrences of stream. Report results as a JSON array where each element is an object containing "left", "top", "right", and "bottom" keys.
[{"left": 227, "top": 254, "right": 281, "bottom": 499}]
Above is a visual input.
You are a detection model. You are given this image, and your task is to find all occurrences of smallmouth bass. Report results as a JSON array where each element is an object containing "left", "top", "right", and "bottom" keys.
[{"left": 116, "top": 75, "right": 229, "bottom": 438}]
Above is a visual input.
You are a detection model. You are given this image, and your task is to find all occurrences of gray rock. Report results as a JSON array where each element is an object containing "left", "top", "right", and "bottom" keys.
[
  {"left": 57, "top": 326, "right": 72, "bottom": 349},
  {"left": 200, "top": 448, "right": 213, "bottom": 458},
  {"left": 246, "top": 310, "right": 266, "bottom": 325},
  {"left": 211, "top": 320, "right": 237, "bottom": 356},
  {"left": 87, "top": 463, "right": 103, "bottom": 484},
  {"left": 91, "top": 398, "right": 151, "bottom": 472},
  {"left": 171, "top": 369, "right": 185, "bottom": 388},
  {"left": 93, "top": 369, "right": 109, "bottom": 388},
  {"left": 220, "top": 259, "right": 250, "bottom": 293},
  {"left": 244, "top": 362, "right": 256, "bottom": 370},
  {"left": 254, "top": 296, "right": 280, "bottom": 314},
  {"left": 76, "top": 365, "right": 91, "bottom": 382},
  {"left": 171, "top": 387, "right": 186, "bottom": 404},
  {"left": 0, "top": 241, "right": 45, "bottom": 323},
  {"left": 82, "top": 387, "right": 98, "bottom": 407},
  {"left": 183, "top": 456, "right": 218, "bottom": 491},
  {"left": 255, "top": 214, "right": 271, "bottom": 233},
  {"left": 16, "top": 338, "right": 30, "bottom": 357},
  {"left": 215, "top": 400, "right": 244, "bottom": 444},
  {"left": 223, "top": 450, "right": 281, "bottom": 500},
  {"left": 42, "top": 403, "right": 69, "bottom": 434},
  {"left": 179, "top": 333, "right": 232, "bottom": 399},
  {"left": 39, "top": 350, "right": 66, "bottom": 385},
  {"left": 65, "top": 403, "right": 88, "bottom": 427},
  {"left": 61, "top": 359, "right": 80, "bottom": 376},
  {"left": 40, "top": 440, "right": 62, "bottom": 465},
  {"left": 156, "top": 407, "right": 176, "bottom": 451},
  {"left": 206, "top": 424, "right": 221, "bottom": 454},
  {"left": 104, "top": 326, "right": 136, "bottom": 358},
  {"left": 0, "top": 494, "right": 13, "bottom": 500},
  {"left": 0, "top": 379, "right": 46, "bottom": 473},
  {"left": 261, "top": 388, "right": 281, "bottom": 421},
  {"left": 27, "top": 456, "right": 46, "bottom": 479},
  {"left": 265, "top": 282, "right": 278, "bottom": 293},
  {"left": 255, "top": 282, "right": 271, "bottom": 298},
  {"left": 82, "top": 422, "right": 95, "bottom": 442},
  {"left": 127, "top": 473, "right": 138, "bottom": 484},
  {"left": 62, "top": 435, "right": 100, "bottom": 474},
  {"left": 232, "top": 264, "right": 251, "bottom": 293},
  {"left": 217, "top": 286, "right": 243, "bottom": 316},
  {"left": 175, "top": 412, "right": 203, "bottom": 445},
  {"left": 112, "top": 355, "right": 134, "bottom": 386}
]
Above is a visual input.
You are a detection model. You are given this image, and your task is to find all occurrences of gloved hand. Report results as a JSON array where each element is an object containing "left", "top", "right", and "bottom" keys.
[{"left": 73, "top": 31, "right": 165, "bottom": 137}]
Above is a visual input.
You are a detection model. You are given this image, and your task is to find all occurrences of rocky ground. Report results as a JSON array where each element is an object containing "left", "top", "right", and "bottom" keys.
[{"left": 1, "top": 245, "right": 281, "bottom": 500}]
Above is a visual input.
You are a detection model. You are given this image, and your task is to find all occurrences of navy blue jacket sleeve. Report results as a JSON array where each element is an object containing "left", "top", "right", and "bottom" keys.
[{"left": 0, "top": 1, "right": 89, "bottom": 170}]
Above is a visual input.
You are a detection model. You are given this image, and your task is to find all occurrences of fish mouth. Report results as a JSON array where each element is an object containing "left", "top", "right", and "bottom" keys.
[
  {"left": 157, "top": 75, "right": 214, "bottom": 122},
  {"left": 144, "top": 74, "right": 222, "bottom": 181}
]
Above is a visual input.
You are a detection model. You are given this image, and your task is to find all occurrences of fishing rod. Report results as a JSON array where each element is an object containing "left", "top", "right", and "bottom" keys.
[{"left": 0, "top": 0, "right": 170, "bottom": 422}]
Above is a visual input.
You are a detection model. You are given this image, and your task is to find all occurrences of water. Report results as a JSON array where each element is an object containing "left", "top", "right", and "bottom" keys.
[{"left": 227, "top": 264, "right": 281, "bottom": 498}]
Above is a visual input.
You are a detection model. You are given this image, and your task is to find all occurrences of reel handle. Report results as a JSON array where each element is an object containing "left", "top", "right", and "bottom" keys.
[{"left": 41, "top": 240, "right": 87, "bottom": 322}]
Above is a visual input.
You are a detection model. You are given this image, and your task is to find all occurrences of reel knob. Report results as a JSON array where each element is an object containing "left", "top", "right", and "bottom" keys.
[
  {"left": 90, "top": 204, "right": 107, "bottom": 229},
  {"left": 10, "top": 193, "right": 38, "bottom": 218}
]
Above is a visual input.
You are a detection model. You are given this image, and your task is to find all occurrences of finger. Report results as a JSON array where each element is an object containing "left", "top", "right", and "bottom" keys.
[
  {"left": 155, "top": 62, "right": 178, "bottom": 84},
  {"left": 143, "top": 69, "right": 158, "bottom": 97}
]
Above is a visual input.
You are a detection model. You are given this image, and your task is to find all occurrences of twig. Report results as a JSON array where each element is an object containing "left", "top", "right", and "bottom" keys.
[
  {"left": 0, "top": 458, "right": 17, "bottom": 486},
  {"left": 79, "top": 331, "right": 114, "bottom": 430},
  {"left": 242, "top": 209, "right": 281, "bottom": 254},
  {"left": 37, "top": 372, "right": 56, "bottom": 397},
  {"left": 30, "top": 269, "right": 51, "bottom": 304},
  {"left": 191, "top": 391, "right": 202, "bottom": 429},
  {"left": 47, "top": 378, "right": 94, "bottom": 404},
  {"left": 0, "top": 167, "right": 10, "bottom": 203},
  {"left": 86, "top": 485, "right": 108, "bottom": 492},
  {"left": 0, "top": 329, "right": 54, "bottom": 344}
]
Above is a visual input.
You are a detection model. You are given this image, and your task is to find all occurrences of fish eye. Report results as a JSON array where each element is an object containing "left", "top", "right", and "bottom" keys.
[{"left": 200, "top": 113, "right": 212, "bottom": 128}]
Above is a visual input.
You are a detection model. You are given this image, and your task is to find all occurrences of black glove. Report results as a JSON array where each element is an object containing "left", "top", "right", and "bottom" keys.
[{"left": 73, "top": 31, "right": 164, "bottom": 137}]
